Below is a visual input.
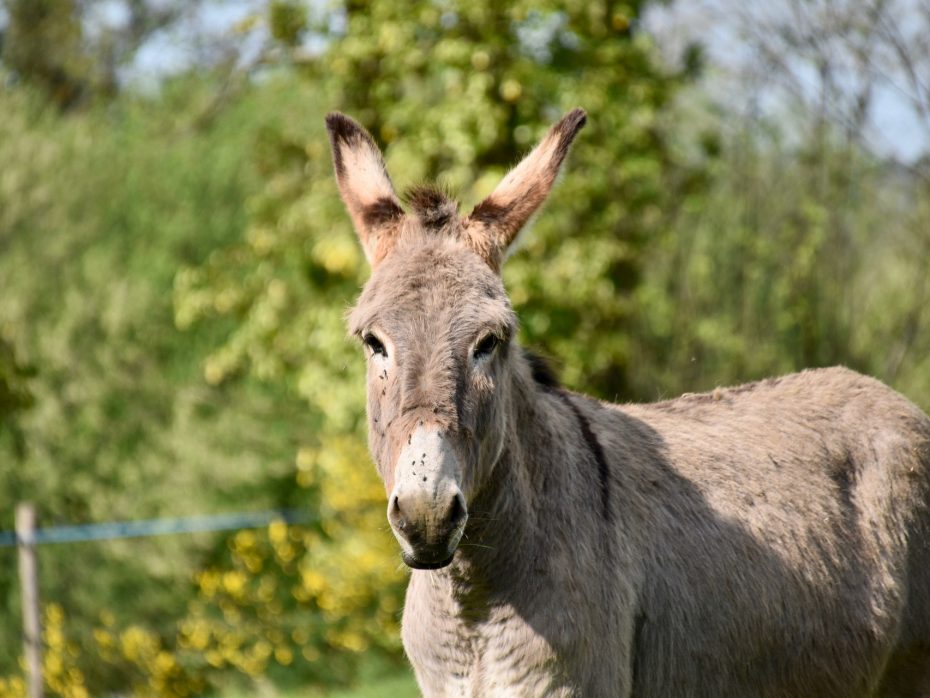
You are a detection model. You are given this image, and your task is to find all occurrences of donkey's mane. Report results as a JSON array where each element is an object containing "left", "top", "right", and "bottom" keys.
[{"left": 522, "top": 349, "right": 561, "bottom": 391}]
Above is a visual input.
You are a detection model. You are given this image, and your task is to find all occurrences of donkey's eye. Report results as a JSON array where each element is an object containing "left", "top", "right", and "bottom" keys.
[
  {"left": 473, "top": 333, "right": 500, "bottom": 361},
  {"left": 363, "top": 333, "right": 387, "bottom": 357}
]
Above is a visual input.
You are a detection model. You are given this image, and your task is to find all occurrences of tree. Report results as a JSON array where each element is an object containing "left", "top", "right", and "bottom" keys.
[
  {"left": 0, "top": 0, "right": 202, "bottom": 109},
  {"left": 180, "top": 0, "right": 704, "bottom": 402},
  {"left": 0, "top": 337, "right": 32, "bottom": 458},
  {"left": 642, "top": 0, "right": 930, "bottom": 407},
  {"left": 1, "top": 0, "right": 88, "bottom": 108},
  {"left": 0, "top": 74, "right": 314, "bottom": 693},
  {"left": 174, "top": 0, "right": 705, "bottom": 690}
]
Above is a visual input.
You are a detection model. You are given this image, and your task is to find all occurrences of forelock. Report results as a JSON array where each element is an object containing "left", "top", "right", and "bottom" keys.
[{"left": 404, "top": 184, "right": 459, "bottom": 230}]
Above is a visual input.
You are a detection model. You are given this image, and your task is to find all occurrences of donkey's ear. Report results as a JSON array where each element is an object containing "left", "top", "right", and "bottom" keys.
[
  {"left": 463, "top": 108, "right": 586, "bottom": 271},
  {"left": 325, "top": 112, "right": 405, "bottom": 265}
]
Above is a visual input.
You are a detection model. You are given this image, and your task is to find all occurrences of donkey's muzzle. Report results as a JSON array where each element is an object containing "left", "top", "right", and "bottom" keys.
[
  {"left": 387, "top": 425, "right": 467, "bottom": 569},
  {"left": 389, "top": 489, "right": 467, "bottom": 569}
]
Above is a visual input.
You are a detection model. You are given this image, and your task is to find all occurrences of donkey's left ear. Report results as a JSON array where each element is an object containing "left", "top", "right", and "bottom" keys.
[
  {"left": 325, "top": 112, "right": 405, "bottom": 266},
  {"left": 463, "top": 108, "right": 586, "bottom": 271}
]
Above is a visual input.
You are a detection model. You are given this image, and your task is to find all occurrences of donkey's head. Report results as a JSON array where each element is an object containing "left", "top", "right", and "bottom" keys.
[{"left": 326, "top": 109, "right": 586, "bottom": 569}]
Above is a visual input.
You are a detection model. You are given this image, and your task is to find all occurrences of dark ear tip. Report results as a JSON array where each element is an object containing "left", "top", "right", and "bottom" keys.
[
  {"left": 324, "top": 111, "right": 348, "bottom": 130},
  {"left": 557, "top": 108, "right": 587, "bottom": 138},
  {"left": 568, "top": 107, "right": 587, "bottom": 123},
  {"left": 325, "top": 111, "right": 368, "bottom": 144}
]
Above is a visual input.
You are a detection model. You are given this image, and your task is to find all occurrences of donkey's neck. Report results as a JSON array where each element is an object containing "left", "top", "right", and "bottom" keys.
[
  {"left": 435, "top": 364, "right": 605, "bottom": 608},
  {"left": 402, "top": 357, "right": 623, "bottom": 693}
]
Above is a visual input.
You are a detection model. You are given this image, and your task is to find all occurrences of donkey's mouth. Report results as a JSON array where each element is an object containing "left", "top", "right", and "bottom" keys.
[{"left": 402, "top": 550, "right": 455, "bottom": 570}]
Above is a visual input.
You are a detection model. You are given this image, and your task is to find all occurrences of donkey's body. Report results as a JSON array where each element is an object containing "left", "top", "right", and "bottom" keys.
[
  {"left": 405, "top": 361, "right": 930, "bottom": 696},
  {"left": 325, "top": 110, "right": 930, "bottom": 696}
]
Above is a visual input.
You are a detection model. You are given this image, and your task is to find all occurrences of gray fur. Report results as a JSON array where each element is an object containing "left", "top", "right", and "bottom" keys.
[{"left": 328, "top": 110, "right": 930, "bottom": 697}]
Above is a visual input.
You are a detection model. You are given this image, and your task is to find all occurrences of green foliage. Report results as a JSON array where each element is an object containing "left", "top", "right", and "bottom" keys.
[
  {"left": 173, "top": 435, "right": 407, "bottom": 693},
  {"left": 2, "top": 0, "right": 88, "bottom": 108},
  {"left": 0, "top": 0, "right": 192, "bottom": 110},
  {"left": 178, "top": 0, "right": 697, "bottom": 406},
  {"left": 269, "top": 1, "right": 309, "bottom": 46},
  {"left": 634, "top": 120, "right": 930, "bottom": 406},
  {"left": 0, "top": 74, "right": 311, "bottom": 692},
  {"left": 0, "top": 336, "right": 33, "bottom": 456}
]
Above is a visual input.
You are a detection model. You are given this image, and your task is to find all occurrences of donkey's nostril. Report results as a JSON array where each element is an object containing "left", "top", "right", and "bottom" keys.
[
  {"left": 447, "top": 492, "right": 467, "bottom": 529},
  {"left": 389, "top": 494, "right": 408, "bottom": 530}
]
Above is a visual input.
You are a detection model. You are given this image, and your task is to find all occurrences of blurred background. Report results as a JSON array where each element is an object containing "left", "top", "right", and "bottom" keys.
[{"left": 1, "top": 0, "right": 928, "bottom": 695}]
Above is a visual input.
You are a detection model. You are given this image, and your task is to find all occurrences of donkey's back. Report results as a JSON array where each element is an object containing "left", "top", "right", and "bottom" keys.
[{"left": 608, "top": 366, "right": 930, "bottom": 697}]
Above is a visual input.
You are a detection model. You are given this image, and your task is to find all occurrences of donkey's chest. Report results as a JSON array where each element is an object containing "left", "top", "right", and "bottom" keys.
[
  {"left": 402, "top": 579, "right": 617, "bottom": 697},
  {"left": 404, "top": 606, "right": 572, "bottom": 697}
]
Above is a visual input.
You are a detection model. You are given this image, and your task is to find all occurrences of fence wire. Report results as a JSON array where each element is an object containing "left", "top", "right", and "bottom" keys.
[{"left": 0, "top": 508, "right": 312, "bottom": 547}]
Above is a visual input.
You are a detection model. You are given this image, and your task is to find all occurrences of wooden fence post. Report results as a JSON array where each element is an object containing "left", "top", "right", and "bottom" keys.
[{"left": 16, "top": 503, "right": 43, "bottom": 698}]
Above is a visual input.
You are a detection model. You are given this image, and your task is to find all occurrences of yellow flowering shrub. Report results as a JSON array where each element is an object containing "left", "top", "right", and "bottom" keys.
[
  {"left": 41, "top": 605, "right": 88, "bottom": 698},
  {"left": 0, "top": 428, "right": 407, "bottom": 696},
  {"left": 176, "top": 433, "right": 407, "bottom": 691},
  {"left": 0, "top": 604, "right": 202, "bottom": 697},
  {"left": 0, "top": 604, "right": 90, "bottom": 698}
]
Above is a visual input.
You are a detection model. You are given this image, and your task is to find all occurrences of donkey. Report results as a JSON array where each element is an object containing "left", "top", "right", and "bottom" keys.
[{"left": 325, "top": 108, "right": 930, "bottom": 697}]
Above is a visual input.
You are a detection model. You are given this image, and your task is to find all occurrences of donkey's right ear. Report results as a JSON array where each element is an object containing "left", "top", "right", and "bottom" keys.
[{"left": 325, "top": 113, "right": 405, "bottom": 265}]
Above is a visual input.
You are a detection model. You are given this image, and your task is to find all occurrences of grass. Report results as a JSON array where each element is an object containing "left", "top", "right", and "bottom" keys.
[
  {"left": 217, "top": 667, "right": 419, "bottom": 697},
  {"left": 327, "top": 671, "right": 419, "bottom": 697}
]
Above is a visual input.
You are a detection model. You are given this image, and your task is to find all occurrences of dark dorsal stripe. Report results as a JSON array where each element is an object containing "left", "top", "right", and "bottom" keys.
[
  {"left": 556, "top": 391, "right": 612, "bottom": 522},
  {"left": 523, "top": 349, "right": 611, "bottom": 522}
]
